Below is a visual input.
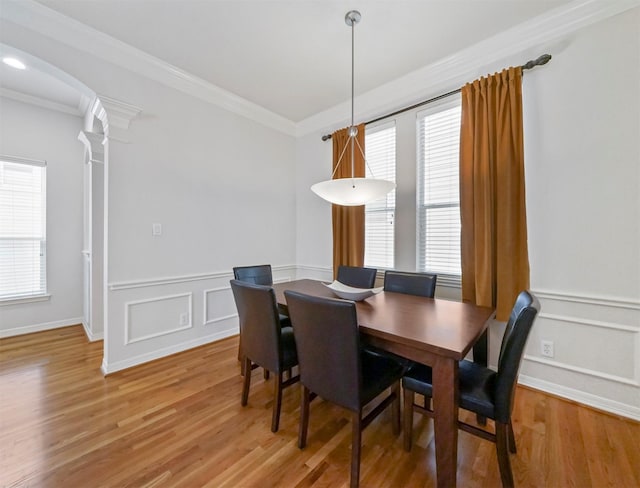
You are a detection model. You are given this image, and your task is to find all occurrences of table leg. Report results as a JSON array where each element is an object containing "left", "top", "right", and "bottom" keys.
[{"left": 432, "top": 356, "right": 459, "bottom": 488}]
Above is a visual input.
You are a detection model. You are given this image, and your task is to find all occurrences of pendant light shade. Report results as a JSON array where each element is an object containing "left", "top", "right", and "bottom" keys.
[
  {"left": 311, "top": 177, "right": 396, "bottom": 207},
  {"left": 312, "top": 10, "right": 396, "bottom": 206}
]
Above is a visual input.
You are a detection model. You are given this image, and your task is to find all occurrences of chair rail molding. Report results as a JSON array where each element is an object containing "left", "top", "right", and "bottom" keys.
[{"left": 109, "top": 265, "right": 297, "bottom": 291}]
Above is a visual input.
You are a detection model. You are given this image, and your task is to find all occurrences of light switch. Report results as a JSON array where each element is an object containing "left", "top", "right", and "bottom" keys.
[{"left": 152, "top": 223, "right": 162, "bottom": 236}]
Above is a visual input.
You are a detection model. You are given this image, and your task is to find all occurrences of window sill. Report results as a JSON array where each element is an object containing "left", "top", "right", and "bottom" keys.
[{"left": 0, "top": 294, "right": 51, "bottom": 307}]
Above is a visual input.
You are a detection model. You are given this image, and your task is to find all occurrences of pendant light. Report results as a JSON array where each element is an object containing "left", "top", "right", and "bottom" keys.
[{"left": 311, "top": 10, "right": 396, "bottom": 206}]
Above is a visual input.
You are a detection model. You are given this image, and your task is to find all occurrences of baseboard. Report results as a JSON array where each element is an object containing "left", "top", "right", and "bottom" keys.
[
  {"left": 518, "top": 374, "right": 640, "bottom": 422},
  {"left": 82, "top": 321, "right": 104, "bottom": 342},
  {"left": 0, "top": 317, "right": 84, "bottom": 339},
  {"left": 101, "top": 326, "right": 238, "bottom": 375}
]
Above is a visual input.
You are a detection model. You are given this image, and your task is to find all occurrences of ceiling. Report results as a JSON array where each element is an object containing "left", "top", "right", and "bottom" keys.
[{"left": 3, "top": 0, "right": 573, "bottom": 122}]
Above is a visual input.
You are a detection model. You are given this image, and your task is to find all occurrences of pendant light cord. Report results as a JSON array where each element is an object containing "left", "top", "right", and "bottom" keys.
[{"left": 350, "top": 16, "right": 355, "bottom": 185}]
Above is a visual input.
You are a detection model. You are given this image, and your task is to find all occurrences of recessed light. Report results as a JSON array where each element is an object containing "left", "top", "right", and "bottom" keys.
[{"left": 2, "top": 57, "right": 26, "bottom": 70}]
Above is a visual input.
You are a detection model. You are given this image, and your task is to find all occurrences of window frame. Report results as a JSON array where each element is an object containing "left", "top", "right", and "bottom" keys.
[
  {"left": 0, "top": 155, "right": 48, "bottom": 303},
  {"left": 364, "top": 120, "right": 397, "bottom": 270},
  {"left": 415, "top": 96, "right": 462, "bottom": 286}
]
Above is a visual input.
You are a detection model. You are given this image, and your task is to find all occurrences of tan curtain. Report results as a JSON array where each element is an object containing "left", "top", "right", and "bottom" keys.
[
  {"left": 460, "top": 67, "right": 530, "bottom": 321},
  {"left": 332, "top": 124, "right": 365, "bottom": 279}
]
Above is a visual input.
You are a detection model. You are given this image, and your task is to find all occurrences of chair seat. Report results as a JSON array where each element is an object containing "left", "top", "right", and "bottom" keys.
[
  {"left": 279, "top": 314, "right": 291, "bottom": 327},
  {"left": 457, "top": 360, "right": 497, "bottom": 419},
  {"left": 361, "top": 349, "right": 405, "bottom": 406},
  {"left": 280, "top": 326, "right": 298, "bottom": 371},
  {"left": 402, "top": 360, "right": 497, "bottom": 420}
]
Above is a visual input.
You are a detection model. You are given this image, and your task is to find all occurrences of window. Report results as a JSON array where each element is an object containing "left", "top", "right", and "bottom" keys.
[
  {"left": 417, "top": 99, "right": 462, "bottom": 279},
  {"left": 365, "top": 122, "right": 396, "bottom": 269},
  {"left": 0, "top": 157, "right": 47, "bottom": 301}
]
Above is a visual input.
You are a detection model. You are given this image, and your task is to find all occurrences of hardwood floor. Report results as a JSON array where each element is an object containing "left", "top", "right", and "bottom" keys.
[{"left": 1, "top": 325, "right": 638, "bottom": 488}]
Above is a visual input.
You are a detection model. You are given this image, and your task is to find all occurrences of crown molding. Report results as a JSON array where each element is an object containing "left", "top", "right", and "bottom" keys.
[
  {"left": 297, "top": 0, "right": 640, "bottom": 136},
  {"left": 0, "top": 0, "right": 297, "bottom": 136},
  {"left": 2, "top": 1, "right": 637, "bottom": 138},
  {"left": 0, "top": 86, "right": 82, "bottom": 116},
  {"left": 96, "top": 95, "right": 142, "bottom": 130}
]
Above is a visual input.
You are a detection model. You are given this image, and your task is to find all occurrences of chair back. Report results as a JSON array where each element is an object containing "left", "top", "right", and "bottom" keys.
[
  {"left": 383, "top": 271, "right": 437, "bottom": 298},
  {"left": 494, "top": 290, "right": 540, "bottom": 423},
  {"left": 285, "top": 291, "right": 362, "bottom": 412},
  {"left": 336, "top": 265, "right": 377, "bottom": 289},
  {"left": 233, "top": 264, "right": 273, "bottom": 286},
  {"left": 230, "top": 279, "right": 281, "bottom": 372}
]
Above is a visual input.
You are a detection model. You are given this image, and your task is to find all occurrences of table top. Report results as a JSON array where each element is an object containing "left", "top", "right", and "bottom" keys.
[{"left": 273, "top": 279, "right": 495, "bottom": 361}]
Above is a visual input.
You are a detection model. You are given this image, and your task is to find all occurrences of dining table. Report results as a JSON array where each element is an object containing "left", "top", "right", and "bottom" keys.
[{"left": 272, "top": 279, "right": 495, "bottom": 488}]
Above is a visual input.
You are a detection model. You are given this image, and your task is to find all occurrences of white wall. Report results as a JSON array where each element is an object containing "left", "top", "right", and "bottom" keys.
[
  {"left": 518, "top": 8, "right": 640, "bottom": 418},
  {"left": 296, "top": 8, "right": 640, "bottom": 419},
  {"left": 0, "top": 97, "right": 84, "bottom": 336},
  {"left": 1, "top": 2, "right": 637, "bottom": 418},
  {"left": 104, "top": 79, "right": 297, "bottom": 371},
  {"left": 0, "top": 15, "right": 297, "bottom": 373}
]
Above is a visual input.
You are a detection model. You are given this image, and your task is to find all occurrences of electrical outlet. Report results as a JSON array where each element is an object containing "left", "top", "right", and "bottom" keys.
[
  {"left": 179, "top": 312, "right": 189, "bottom": 326},
  {"left": 152, "top": 223, "right": 162, "bottom": 236},
  {"left": 541, "top": 340, "right": 554, "bottom": 358}
]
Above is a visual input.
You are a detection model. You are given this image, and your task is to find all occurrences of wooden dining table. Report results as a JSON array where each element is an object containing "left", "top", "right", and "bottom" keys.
[{"left": 272, "top": 279, "right": 495, "bottom": 488}]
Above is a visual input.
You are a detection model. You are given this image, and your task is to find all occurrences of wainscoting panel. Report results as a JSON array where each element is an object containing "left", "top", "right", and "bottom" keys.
[
  {"left": 520, "top": 289, "right": 640, "bottom": 420},
  {"left": 103, "top": 269, "right": 639, "bottom": 420},
  {"left": 203, "top": 286, "right": 236, "bottom": 327},
  {"left": 125, "top": 293, "right": 193, "bottom": 344},
  {"left": 104, "top": 265, "right": 297, "bottom": 374}
]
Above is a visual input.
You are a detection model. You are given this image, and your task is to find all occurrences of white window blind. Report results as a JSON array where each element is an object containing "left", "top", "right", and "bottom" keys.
[
  {"left": 0, "top": 157, "right": 47, "bottom": 300},
  {"left": 364, "top": 122, "right": 396, "bottom": 269},
  {"left": 417, "top": 100, "right": 462, "bottom": 278}
]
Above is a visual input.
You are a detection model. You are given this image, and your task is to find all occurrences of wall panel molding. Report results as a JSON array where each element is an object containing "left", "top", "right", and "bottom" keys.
[
  {"left": 523, "top": 354, "right": 639, "bottom": 387},
  {"left": 203, "top": 285, "right": 237, "bottom": 327},
  {"left": 124, "top": 292, "right": 192, "bottom": 344}
]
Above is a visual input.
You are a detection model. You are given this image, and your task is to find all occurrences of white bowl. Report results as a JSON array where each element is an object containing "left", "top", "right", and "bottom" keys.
[{"left": 322, "top": 280, "right": 383, "bottom": 301}]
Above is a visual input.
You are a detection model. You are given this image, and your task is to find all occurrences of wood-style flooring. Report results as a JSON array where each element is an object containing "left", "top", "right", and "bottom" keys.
[{"left": 1, "top": 325, "right": 638, "bottom": 487}]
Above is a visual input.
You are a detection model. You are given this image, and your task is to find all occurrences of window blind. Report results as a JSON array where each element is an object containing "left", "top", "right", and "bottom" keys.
[
  {"left": 0, "top": 158, "right": 47, "bottom": 300},
  {"left": 364, "top": 122, "right": 396, "bottom": 269},
  {"left": 417, "top": 100, "right": 462, "bottom": 278}
]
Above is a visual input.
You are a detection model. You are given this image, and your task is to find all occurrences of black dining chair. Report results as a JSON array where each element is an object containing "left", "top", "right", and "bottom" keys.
[
  {"left": 383, "top": 270, "right": 437, "bottom": 297},
  {"left": 367, "top": 270, "right": 439, "bottom": 373},
  {"left": 233, "top": 264, "right": 274, "bottom": 285},
  {"left": 230, "top": 279, "right": 299, "bottom": 432},
  {"left": 285, "top": 290, "right": 404, "bottom": 488},
  {"left": 401, "top": 290, "right": 540, "bottom": 488},
  {"left": 336, "top": 265, "right": 377, "bottom": 289},
  {"left": 233, "top": 264, "right": 291, "bottom": 377}
]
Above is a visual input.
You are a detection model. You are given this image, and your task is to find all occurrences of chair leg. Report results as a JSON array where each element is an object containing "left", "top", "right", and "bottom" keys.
[
  {"left": 403, "top": 387, "right": 414, "bottom": 452},
  {"left": 241, "top": 357, "right": 252, "bottom": 406},
  {"left": 508, "top": 420, "right": 517, "bottom": 454},
  {"left": 391, "top": 382, "right": 400, "bottom": 435},
  {"left": 476, "top": 413, "right": 487, "bottom": 426},
  {"left": 423, "top": 394, "right": 431, "bottom": 410},
  {"left": 350, "top": 410, "right": 362, "bottom": 488},
  {"left": 271, "top": 371, "right": 282, "bottom": 432},
  {"left": 298, "top": 385, "right": 310, "bottom": 449},
  {"left": 264, "top": 369, "right": 270, "bottom": 380},
  {"left": 496, "top": 422, "right": 515, "bottom": 488}
]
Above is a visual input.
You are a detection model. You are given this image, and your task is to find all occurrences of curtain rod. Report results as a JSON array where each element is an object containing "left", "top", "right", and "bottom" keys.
[{"left": 321, "top": 53, "right": 552, "bottom": 141}]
